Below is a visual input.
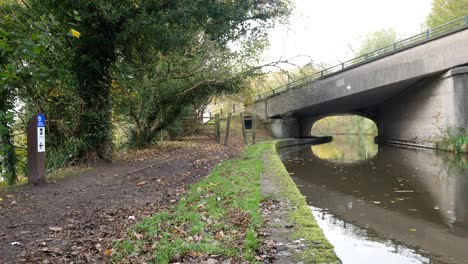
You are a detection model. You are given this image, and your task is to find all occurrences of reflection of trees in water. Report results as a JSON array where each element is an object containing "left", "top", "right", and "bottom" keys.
[{"left": 312, "top": 135, "right": 378, "bottom": 162}]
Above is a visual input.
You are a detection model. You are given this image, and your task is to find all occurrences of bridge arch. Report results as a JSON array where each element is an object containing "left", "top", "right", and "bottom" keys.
[{"left": 299, "top": 113, "right": 378, "bottom": 138}]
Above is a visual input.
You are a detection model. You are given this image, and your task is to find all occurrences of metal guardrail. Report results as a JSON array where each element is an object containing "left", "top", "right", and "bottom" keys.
[{"left": 253, "top": 15, "right": 468, "bottom": 101}]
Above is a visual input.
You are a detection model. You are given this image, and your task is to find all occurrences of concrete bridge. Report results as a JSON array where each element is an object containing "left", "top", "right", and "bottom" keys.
[{"left": 252, "top": 16, "right": 468, "bottom": 149}]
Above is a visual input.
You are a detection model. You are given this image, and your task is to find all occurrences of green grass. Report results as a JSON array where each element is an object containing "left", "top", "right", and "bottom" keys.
[
  {"left": 112, "top": 140, "right": 339, "bottom": 263},
  {"left": 112, "top": 142, "right": 270, "bottom": 263}
]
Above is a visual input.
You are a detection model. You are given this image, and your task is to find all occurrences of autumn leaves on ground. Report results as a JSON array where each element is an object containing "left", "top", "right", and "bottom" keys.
[
  {"left": 0, "top": 137, "right": 245, "bottom": 263},
  {"left": 0, "top": 115, "right": 290, "bottom": 264}
]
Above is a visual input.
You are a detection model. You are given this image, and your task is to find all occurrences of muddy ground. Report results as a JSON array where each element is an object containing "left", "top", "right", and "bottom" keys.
[{"left": 0, "top": 137, "right": 242, "bottom": 264}]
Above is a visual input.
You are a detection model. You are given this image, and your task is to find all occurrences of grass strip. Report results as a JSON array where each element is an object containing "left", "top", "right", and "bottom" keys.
[
  {"left": 112, "top": 142, "right": 270, "bottom": 263},
  {"left": 112, "top": 140, "right": 339, "bottom": 263},
  {"left": 264, "top": 141, "right": 340, "bottom": 263}
]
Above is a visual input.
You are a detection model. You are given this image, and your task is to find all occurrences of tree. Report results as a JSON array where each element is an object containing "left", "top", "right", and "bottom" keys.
[
  {"left": 356, "top": 28, "right": 399, "bottom": 56},
  {"left": 0, "top": 1, "right": 63, "bottom": 184},
  {"left": 112, "top": 36, "right": 265, "bottom": 147},
  {"left": 426, "top": 0, "right": 468, "bottom": 28},
  {"left": 28, "top": 0, "right": 291, "bottom": 161}
]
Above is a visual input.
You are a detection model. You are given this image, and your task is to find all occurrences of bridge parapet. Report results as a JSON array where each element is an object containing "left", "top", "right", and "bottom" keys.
[{"left": 254, "top": 15, "right": 468, "bottom": 102}]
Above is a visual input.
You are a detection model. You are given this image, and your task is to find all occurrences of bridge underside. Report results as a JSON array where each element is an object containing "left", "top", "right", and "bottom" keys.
[
  {"left": 264, "top": 66, "right": 468, "bottom": 150},
  {"left": 251, "top": 28, "right": 468, "bottom": 150}
]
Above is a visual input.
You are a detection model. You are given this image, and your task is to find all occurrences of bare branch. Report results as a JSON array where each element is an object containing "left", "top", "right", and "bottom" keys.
[{"left": 176, "top": 80, "right": 218, "bottom": 96}]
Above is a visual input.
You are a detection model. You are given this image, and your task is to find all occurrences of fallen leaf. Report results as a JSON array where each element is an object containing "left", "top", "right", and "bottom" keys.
[
  {"left": 136, "top": 181, "right": 147, "bottom": 186},
  {"left": 104, "top": 249, "right": 113, "bottom": 256},
  {"left": 215, "top": 231, "right": 224, "bottom": 239},
  {"left": 132, "top": 231, "right": 143, "bottom": 240},
  {"left": 49, "top": 226, "right": 63, "bottom": 232},
  {"left": 95, "top": 243, "right": 102, "bottom": 252}
]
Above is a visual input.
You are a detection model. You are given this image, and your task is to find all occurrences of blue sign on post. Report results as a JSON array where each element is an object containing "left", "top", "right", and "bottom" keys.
[
  {"left": 37, "top": 114, "right": 46, "bottom": 152},
  {"left": 37, "top": 114, "right": 45, "bottom": 128}
]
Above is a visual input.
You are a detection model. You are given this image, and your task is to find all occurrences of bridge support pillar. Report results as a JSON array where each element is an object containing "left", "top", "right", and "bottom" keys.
[
  {"left": 270, "top": 119, "right": 299, "bottom": 138},
  {"left": 377, "top": 66, "right": 468, "bottom": 149}
]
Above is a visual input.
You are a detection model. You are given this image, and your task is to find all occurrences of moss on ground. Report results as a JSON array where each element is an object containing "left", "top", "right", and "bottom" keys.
[{"left": 264, "top": 141, "right": 340, "bottom": 263}]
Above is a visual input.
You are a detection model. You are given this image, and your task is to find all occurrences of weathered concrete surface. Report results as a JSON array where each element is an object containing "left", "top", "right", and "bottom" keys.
[
  {"left": 275, "top": 137, "right": 332, "bottom": 149},
  {"left": 253, "top": 28, "right": 468, "bottom": 149},
  {"left": 284, "top": 68, "right": 468, "bottom": 148},
  {"left": 259, "top": 140, "right": 340, "bottom": 263},
  {"left": 270, "top": 119, "right": 300, "bottom": 138},
  {"left": 377, "top": 67, "right": 468, "bottom": 148},
  {"left": 260, "top": 28, "right": 468, "bottom": 118}
]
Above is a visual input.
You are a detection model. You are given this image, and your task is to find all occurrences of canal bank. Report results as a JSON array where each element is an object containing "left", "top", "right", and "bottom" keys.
[
  {"left": 261, "top": 138, "right": 340, "bottom": 263},
  {"left": 279, "top": 135, "right": 468, "bottom": 264},
  {"left": 112, "top": 139, "right": 340, "bottom": 263}
]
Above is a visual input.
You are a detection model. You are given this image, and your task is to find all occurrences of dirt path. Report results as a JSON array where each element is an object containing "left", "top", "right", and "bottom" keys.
[{"left": 0, "top": 137, "right": 241, "bottom": 263}]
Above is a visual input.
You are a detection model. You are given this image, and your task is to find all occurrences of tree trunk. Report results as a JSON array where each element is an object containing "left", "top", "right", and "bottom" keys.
[
  {"left": 0, "top": 91, "right": 17, "bottom": 185},
  {"left": 73, "top": 24, "right": 116, "bottom": 162}
]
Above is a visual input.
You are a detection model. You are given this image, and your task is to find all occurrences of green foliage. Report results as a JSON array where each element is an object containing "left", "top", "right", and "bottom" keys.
[
  {"left": 25, "top": 0, "right": 291, "bottom": 160},
  {"left": 426, "top": 0, "right": 468, "bottom": 28},
  {"left": 0, "top": 0, "right": 291, "bottom": 183},
  {"left": 357, "top": 28, "right": 399, "bottom": 56},
  {"left": 251, "top": 62, "right": 321, "bottom": 98},
  {"left": 437, "top": 127, "right": 468, "bottom": 154},
  {"left": 1, "top": 1, "right": 66, "bottom": 184}
]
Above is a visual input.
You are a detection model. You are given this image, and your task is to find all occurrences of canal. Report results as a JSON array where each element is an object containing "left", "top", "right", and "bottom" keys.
[{"left": 278, "top": 135, "right": 468, "bottom": 264}]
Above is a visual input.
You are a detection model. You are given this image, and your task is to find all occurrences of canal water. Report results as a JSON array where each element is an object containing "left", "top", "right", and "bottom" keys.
[{"left": 278, "top": 135, "right": 468, "bottom": 264}]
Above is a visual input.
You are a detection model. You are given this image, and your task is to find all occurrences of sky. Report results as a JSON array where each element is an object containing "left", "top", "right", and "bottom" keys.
[{"left": 263, "top": 0, "right": 433, "bottom": 67}]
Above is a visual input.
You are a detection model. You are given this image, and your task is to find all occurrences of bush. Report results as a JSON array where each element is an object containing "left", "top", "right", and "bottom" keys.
[
  {"left": 437, "top": 127, "right": 468, "bottom": 154},
  {"left": 46, "top": 137, "right": 87, "bottom": 170}
]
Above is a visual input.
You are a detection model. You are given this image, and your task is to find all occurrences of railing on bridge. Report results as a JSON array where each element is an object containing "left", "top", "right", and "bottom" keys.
[{"left": 253, "top": 15, "right": 468, "bottom": 101}]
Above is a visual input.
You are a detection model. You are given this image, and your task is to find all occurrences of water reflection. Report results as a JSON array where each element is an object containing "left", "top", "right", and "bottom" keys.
[
  {"left": 311, "top": 206, "right": 430, "bottom": 264},
  {"left": 312, "top": 135, "right": 378, "bottom": 162},
  {"left": 279, "top": 135, "right": 468, "bottom": 264}
]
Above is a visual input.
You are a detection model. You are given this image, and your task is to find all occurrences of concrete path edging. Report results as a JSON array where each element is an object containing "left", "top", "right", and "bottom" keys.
[{"left": 259, "top": 139, "right": 340, "bottom": 263}]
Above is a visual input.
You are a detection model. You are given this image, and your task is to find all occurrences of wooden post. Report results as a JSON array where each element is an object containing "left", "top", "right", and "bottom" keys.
[
  {"left": 27, "top": 113, "right": 46, "bottom": 185},
  {"left": 233, "top": 104, "right": 236, "bottom": 114},
  {"left": 224, "top": 113, "right": 232, "bottom": 146},
  {"left": 240, "top": 113, "right": 248, "bottom": 145},
  {"left": 220, "top": 108, "right": 223, "bottom": 116},
  {"left": 252, "top": 111, "right": 256, "bottom": 144},
  {"left": 215, "top": 114, "right": 221, "bottom": 143}
]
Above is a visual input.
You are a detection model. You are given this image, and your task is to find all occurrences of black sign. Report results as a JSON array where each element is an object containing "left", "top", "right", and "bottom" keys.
[{"left": 244, "top": 116, "right": 252, "bottom": 130}]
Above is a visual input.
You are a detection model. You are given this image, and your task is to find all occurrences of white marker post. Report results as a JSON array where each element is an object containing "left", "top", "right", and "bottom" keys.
[
  {"left": 37, "top": 114, "right": 46, "bottom": 152},
  {"left": 27, "top": 113, "right": 46, "bottom": 185}
]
